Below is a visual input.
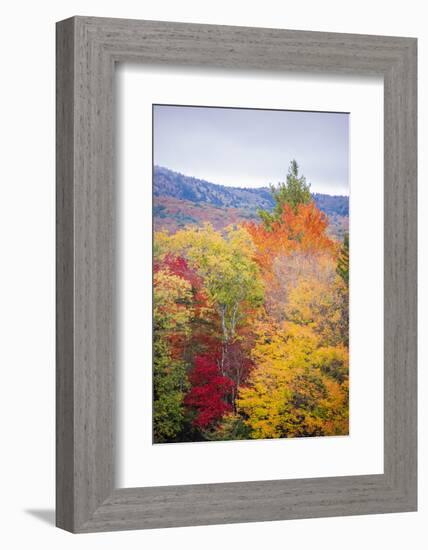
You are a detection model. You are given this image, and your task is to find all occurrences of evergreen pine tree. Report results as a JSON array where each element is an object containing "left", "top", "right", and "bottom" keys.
[
  {"left": 336, "top": 233, "right": 349, "bottom": 285},
  {"left": 258, "top": 159, "right": 312, "bottom": 229}
]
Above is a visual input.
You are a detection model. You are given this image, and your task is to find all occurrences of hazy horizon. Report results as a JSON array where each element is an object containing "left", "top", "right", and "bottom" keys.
[{"left": 153, "top": 105, "right": 349, "bottom": 196}]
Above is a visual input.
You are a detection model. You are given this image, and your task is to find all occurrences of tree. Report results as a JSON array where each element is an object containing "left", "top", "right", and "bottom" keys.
[
  {"left": 202, "top": 413, "right": 252, "bottom": 441},
  {"left": 246, "top": 201, "right": 337, "bottom": 274},
  {"left": 336, "top": 232, "right": 349, "bottom": 285},
  {"left": 153, "top": 263, "right": 193, "bottom": 443},
  {"left": 154, "top": 254, "right": 213, "bottom": 360},
  {"left": 184, "top": 355, "right": 235, "bottom": 428},
  {"left": 222, "top": 340, "right": 254, "bottom": 408},
  {"left": 285, "top": 268, "right": 348, "bottom": 347},
  {"left": 153, "top": 338, "right": 189, "bottom": 443},
  {"left": 153, "top": 267, "right": 193, "bottom": 336},
  {"left": 237, "top": 322, "right": 349, "bottom": 439},
  {"left": 258, "top": 159, "right": 312, "bottom": 229},
  {"left": 158, "top": 224, "right": 264, "bottom": 371}
]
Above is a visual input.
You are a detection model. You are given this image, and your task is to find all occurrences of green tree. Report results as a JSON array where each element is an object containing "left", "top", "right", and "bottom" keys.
[
  {"left": 201, "top": 413, "right": 252, "bottom": 441},
  {"left": 152, "top": 267, "right": 193, "bottom": 443},
  {"left": 160, "top": 224, "right": 264, "bottom": 348},
  {"left": 153, "top": 338, "right": 189, "bottom": 443},
  {"left": 336, "top": 232, "right": 349, "bottom": 285},
  {"left": 258, "top": 159, "right": 312, "bottom": 229}
]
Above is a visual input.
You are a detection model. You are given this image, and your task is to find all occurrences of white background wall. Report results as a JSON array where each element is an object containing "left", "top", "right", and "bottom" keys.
[{"left": 0, "top": 1, "right": 425, "bottom": 548}]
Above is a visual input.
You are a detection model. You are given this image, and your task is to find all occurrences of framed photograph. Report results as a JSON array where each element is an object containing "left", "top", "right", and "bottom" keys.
[{"left": 56, "top": 16, "right": 417, "bottom": 532}]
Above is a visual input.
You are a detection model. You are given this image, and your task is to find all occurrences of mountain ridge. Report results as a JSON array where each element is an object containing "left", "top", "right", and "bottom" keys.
[
  {"left": 153, "top": 166, "right": 349, "bottom": 238},
  {"left": 154, "top": 165, "right": 349, "bottom": 216}
]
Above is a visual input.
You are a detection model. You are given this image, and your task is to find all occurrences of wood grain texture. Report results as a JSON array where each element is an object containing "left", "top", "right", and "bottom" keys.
[
  {"left": 56, "top": 16, "right": 417, "bottom": 533},
  {"left": 56, "top": 18, "right": 75, "bottom": 532}
]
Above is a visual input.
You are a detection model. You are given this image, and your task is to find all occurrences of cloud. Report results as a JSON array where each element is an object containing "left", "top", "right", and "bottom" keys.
[{"left": 154, "top": 105, "right": 349, "bottom": 195}]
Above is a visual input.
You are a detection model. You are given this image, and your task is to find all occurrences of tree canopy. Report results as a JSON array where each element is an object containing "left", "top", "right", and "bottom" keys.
[
  {"left": 258, "top": 159, "right": 312, "bottom": 229},
  {"left": 153, "top": 161, "right": 349, "bottom": 443}
]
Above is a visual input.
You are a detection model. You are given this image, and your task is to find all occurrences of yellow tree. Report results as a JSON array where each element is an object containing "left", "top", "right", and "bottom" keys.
[
  {"left": 153, "top": 268, "right": 194, "bottom": 335},
  {"left": 156, "top": 223, "right": 264, "bottom": 372},
  {"left": 285, "top": 265, "right": 349, "bottom": 347},
  {"left": 237, "top": 322, "right": 348, "bottom": 439}
]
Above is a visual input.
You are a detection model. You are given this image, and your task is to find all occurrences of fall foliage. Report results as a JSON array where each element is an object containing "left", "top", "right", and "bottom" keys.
[{"left": 153, "top": 161, "right": 349, "bottom": 443}]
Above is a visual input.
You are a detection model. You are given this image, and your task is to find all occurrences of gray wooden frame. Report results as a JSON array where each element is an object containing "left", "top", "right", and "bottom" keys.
[{"left": 56, "top": 16, "right": 417, "bottom": 533}]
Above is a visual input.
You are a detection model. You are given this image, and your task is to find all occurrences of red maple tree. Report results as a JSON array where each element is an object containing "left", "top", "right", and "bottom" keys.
[{"left": 185, "top": 355, "right": 235, "bottom": 428}]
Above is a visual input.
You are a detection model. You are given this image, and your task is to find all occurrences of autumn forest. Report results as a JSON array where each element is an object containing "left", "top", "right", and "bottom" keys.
[{"left": 153, "top": 160, "right": 349, "bottom": 443}]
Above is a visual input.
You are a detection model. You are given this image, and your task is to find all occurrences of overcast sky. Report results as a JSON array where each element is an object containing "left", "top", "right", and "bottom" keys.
[{"left": 153, "top": 105, "right": 349, "bottom": 196}]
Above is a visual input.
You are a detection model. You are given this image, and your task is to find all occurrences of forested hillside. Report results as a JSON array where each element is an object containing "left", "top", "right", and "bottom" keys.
[
  {"left": 154, "top": 165, "right": 275, "bottom": 211},
  {"left": 154, "top": 166, "right": 349, "bottom": 238},
  {"left": 153, "top": 161, "right": 349, "bottom": 443}
]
